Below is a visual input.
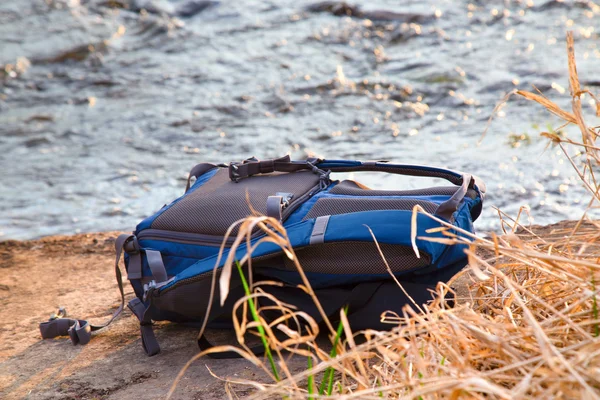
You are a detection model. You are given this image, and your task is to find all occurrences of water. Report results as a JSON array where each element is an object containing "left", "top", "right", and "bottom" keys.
[{"left": 1, "top": 0, "right": 599, "bottom": 240}]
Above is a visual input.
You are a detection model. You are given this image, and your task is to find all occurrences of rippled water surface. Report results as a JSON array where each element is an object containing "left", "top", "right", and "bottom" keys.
[{"left": 2, "top": 0, "right": 600, "bottom": 240}]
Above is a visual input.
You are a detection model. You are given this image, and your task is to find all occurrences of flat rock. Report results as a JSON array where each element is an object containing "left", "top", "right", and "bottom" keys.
[{"left": 0, "top": 220, "right": 585, "bottom": 398}]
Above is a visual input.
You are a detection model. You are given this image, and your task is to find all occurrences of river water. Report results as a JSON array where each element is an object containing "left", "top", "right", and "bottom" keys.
[{"left": 1, "top": 0, "right": 599, "bottom": 240}]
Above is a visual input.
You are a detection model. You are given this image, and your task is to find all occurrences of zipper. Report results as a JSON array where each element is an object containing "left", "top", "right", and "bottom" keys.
[
  {"left": 150, "top": 271, "right": 213, "bottom": 298},
  {"left": 143, "top": 277, "right": 176, "bottom": 301},
  {"left": 281, "top": 182, "right": 324, "bottom": 221},
  {"left": 137, "top": 229, "right": 234, "bottom": 246}
]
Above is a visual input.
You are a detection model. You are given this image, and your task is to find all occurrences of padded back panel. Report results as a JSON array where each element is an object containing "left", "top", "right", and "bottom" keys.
[{"left": 153, "top": 169, "right": 320, "bottom": 235}]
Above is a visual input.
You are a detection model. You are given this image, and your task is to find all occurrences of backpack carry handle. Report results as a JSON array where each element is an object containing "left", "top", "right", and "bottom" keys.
[
  {"left": 317, "top": 160, "right": 466, "bottom": 187},
  {"left": 317, "top": 160, "right": 485, "bottom": 221}
]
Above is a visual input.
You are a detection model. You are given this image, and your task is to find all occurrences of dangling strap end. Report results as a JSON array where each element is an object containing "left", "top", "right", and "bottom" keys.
[
  {"left": 39, "top": 308, "right": 93, "bottom": 345},
  {"left": 128, "top": 298, "right": 161, "bottom": 356}
]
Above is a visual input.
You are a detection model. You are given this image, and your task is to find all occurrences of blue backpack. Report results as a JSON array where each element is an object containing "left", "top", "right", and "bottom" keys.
[{"left": 40, "top": 156, "right": 485, "bottom": 356}]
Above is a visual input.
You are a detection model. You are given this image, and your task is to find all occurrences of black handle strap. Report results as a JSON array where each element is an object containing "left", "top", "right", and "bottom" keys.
[
  {"left": 321, "top": 161, "right": 479, "bottom": 220},
  {"left": 321, "top": 161, "right": 467, "bottom": 187}
]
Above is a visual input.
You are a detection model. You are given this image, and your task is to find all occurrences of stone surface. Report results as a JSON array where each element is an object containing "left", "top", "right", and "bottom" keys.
[{"left": 0, "top": 221, "right": 581, "bottom": 398}]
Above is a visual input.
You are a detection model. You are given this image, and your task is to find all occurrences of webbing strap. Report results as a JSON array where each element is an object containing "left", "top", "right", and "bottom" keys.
[
  {"left": 229, "top": 155, "right": 319, "bottom": 182},
  {"left": 145, "top": 249, "right": 168, "bottom": 283},
  {"left": 39, "top": 314, "right": 93, "bottom": 345},
  {"left": 185, "top": 163, "right": 218, "bottom": 192},
  {"left": 38, "top": 234, "right": 130, "bottom": 344},
  {"left": 310, "top": 216, "right": 330, "bottom": 245},
  {"left": 128, "top": 298, "right": 160, "bottom": 356},
  {"left": 435, "top": 173, "right": 474, "bottom": 220},
  {"left": 123, "top": 235, "right": 142, "bottom": 280}
]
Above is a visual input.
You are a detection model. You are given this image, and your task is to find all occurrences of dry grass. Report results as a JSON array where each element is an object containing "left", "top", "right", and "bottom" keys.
[{"left": 168, "top": 32, "right": 600, "bottom": 399}]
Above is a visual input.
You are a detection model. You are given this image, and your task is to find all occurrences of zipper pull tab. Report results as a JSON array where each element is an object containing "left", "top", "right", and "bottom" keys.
[
  {"left": 143, "top": 280, "right": 156, "bottom": 302},
  {"left": 275, "top": 192, "right": 294, "bottom": 208}
]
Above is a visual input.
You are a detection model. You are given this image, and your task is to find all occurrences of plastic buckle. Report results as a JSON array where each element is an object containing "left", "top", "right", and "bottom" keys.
[
  {"left": 143, "top": 280, "right": 157, "bottom": 302},
  {"left": 229, "top": 162, "right": 241, "bottom": 182},
  {"left": 275, "top": 192, "right": 294, "bottom": 207},
  {"left": 243, "top": 156, "right": 258, "bottom": 163},
  {"left": 123, "top": 236, "right": 140, "bottom": 254},
  {"left": 49, "top": 307, "right": 67, "bottom": 321}
]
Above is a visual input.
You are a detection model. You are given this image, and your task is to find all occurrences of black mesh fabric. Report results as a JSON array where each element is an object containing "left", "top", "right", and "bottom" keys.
[
  {"left": 330, "top": 180, "right": 478, "bottom": 199},
  {"left": 302, "top": 197, "right": 438, "bottom": 221},
  {"left": 152, "top": 169, "right": 320, "bottom": 235},
  {"left": 254, "top": 242, "right": 431, "bottom": 274}
]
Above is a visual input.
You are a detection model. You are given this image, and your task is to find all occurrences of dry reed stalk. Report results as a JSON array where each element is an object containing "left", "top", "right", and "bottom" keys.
[{"left": 169, "top": 32, "right": 600, "bottom": 399}]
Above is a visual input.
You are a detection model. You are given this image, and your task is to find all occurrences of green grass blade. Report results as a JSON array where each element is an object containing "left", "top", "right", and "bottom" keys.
[
  {"left": 307, "top": 354, "right": 314, "bottom": 400},
  {"left": 318, "top": 305, "right": 348, "bottom": 396},
  {"left": 236, "top": 261, "right": 280, "bottom": 381},
  {"left": 376, "top": 378, "right": 383, "bottom": 397}
]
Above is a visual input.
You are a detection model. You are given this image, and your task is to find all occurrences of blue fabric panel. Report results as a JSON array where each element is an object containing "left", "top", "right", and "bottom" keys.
[
  {"left": 285, "top": 189, "right": 453, "bottom": 224},
  {"left": 136, "top": 240, "right": 224, "bottom": 278},
  {"left": 151, "top": 162, "right": 481, "bottom": 294},
  {"left": 160, "top": 219, "right": 316, "bottom": 289},
  {"left": 432, "top": 198, "right": 475, "bottom": 269},
  {"left": 160, "top": 209, "right": 460, "bottom": 292},
  {"left": 317, "top": 160, "right": 362, "bottom": 168},
  {"left": 138, "top": 239, "right": 222, "bottom": 263},
  {"left": 284, "top": 182, "right": 336, "bottom": 224},
  {"left": 324, "top": 210, "right": 448, "bottom": 263},
  {"left": 135, "top": 168, "right": 219, "bottom": 232}
]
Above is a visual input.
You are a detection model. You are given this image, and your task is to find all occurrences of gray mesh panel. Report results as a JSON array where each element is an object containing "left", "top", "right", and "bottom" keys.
[
  {"left": 330, "top": 180, "right": 477, "bottom": 199},
  {"left": 254, "top": 242, "right": 431, "bottom": 274},
  {"left": 152, "top": 272, "right": 215, "bottom": 319},
  {"left": 152, "top": 169, "right": 320, "bottom": 235},
  {"left": 302, "top": 197, "right": 438, "bottom": 221},
  {"left": 152, "top": 271, "right": 244, "bottom": 320}
]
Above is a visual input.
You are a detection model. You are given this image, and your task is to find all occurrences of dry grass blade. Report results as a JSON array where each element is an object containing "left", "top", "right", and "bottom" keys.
[
  {"left": 169, "top": 33, "right": 600, "bottom": 399},
  {"left": 515, "top": 90, "right": 577, "bottom": 123}
]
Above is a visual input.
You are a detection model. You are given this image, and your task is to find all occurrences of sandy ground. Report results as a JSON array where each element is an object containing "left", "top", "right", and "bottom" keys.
[
  {"left": 0, "top": 221, "right": 579, "bottom": 399},
  {"left": 0, "top": 232, "right": 303, "bottom": 399}
]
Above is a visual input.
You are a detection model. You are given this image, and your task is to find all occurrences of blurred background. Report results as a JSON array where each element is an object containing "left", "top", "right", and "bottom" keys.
[{"left": 1, "top": 0, "right": 599, "bottom": 240}]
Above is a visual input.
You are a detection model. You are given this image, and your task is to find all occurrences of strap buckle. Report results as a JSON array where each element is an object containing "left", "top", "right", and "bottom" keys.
[
  {"left": 123, "top": 235, "right": 140, "bottom": 254},
  {"left": 49, "top": 307, "right": 67, "bottom": 321},
  {"left": 229, "top": 161, "right": 242, "bottom": 182}
]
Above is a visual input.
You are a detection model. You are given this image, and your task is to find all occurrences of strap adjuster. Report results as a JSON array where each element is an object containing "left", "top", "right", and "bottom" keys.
[
  {"left": 123, "top": 236, "right": 140, "bottom": 254},
  {"left": 49, "top": 307, "right": 67, "bottom": 321},
  {"left": 229, "top": 162, "right": 242, "bottom": 182}
]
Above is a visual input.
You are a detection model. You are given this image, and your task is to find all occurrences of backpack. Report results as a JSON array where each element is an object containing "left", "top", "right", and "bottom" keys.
[{"left": 39, "top": 156, "right": 485, "bottom": 356}]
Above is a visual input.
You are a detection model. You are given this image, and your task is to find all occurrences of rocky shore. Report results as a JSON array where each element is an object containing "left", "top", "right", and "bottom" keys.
[
  {"left": 0, "top": 220, "right": 583, "bottom": 399},
  {"left": 0, "top": 232, "right": 266, "bottom": 399}
]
